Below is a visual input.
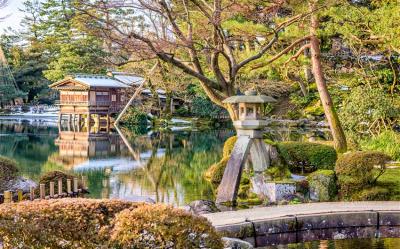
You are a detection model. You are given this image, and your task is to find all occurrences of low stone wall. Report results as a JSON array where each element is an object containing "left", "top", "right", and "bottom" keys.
[{"left": 213, "top": 211, "right": 400, "bottom": 247}]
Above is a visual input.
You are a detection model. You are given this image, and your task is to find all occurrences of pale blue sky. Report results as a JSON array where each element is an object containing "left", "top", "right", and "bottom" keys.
[{"left": 0, "top": 0, "right": 25, "bottom": 35}]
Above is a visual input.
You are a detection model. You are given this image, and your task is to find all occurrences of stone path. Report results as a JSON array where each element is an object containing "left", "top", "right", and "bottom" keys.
[{"left": 203, "top": 201, "right": 400, "bottom": 226}]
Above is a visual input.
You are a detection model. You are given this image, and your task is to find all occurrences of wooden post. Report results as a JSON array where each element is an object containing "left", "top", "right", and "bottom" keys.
[
  {"left": 17, "top": 189, "right": 23, "bottom": 202},
  {"left": 50, "top": 182, "right": 55, "bottom": 198},
  {"left": 73, "top": 178, "right": 78, "bottom": 193},
  {"left": 82, "top": 175, "right": 87, "bottom": 190},
  {"left": 58, "top": 178, "right": 63, "bottom": 195},
  {"left": 30, "top": 186, "right": 35, "bottom": 201},
  {"left": 40, "top": 184, "right": 45, "bottom": 199},
  {"left": 4, "top": 191, "right": 12, "bottom": 203},
  {"left": 67, "top": 179, "right": 72, "bottom": 194}
]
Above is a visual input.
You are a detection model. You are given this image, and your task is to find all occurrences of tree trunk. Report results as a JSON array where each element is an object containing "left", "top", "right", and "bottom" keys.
[{"left": 309, "top": 1, "right": 347, "bottom": 153}]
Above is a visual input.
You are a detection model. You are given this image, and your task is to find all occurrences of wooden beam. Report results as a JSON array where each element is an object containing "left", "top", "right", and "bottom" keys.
[{"left": 114, "top": 62, "right": 159, "bottom": 125}]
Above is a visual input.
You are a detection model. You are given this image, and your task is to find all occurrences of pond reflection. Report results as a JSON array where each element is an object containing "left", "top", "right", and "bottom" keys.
[
  {"left": 0, "top": 118, "right": 329, "bottom": 206},
  {"left": 262, "top": 238, "right": 400, "bottom": 249}
]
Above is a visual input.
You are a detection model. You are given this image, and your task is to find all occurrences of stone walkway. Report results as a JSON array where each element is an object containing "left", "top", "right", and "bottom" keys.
[{"left": 203, "top": 201, "right": 400, "bottom": 226}]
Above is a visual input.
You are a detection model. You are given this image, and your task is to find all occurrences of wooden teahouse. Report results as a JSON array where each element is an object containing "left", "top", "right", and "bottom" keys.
[{"left": 49, "top": 74, "right": 130, "bottom": 127}]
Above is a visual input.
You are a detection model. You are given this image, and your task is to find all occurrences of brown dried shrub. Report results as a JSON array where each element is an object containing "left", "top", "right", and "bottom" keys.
[
  {"left": 110, "top": 204, "right": 223, "bottom": 249},
  {"left": 0, "top": 199, "right": 224, "bottom": 249},
  {"left": 0, "top": 199, "right": 141, "bottom": 248}
]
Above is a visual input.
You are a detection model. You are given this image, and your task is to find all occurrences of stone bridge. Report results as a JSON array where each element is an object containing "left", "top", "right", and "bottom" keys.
[{"left": 203, "top": 202, "right": 400, "bottom": 247}]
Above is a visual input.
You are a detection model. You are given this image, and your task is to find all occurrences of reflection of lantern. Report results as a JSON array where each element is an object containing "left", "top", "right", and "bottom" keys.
[
  {"left": 223, "top": 89, "right": 276, "bottom": 137},
  {"left": 217, "top": 90, "right": 277, "bottom": 205}
]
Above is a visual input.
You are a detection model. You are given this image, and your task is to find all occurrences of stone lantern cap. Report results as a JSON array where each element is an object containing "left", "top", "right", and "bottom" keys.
[{"left": 222, "top": 90, "right": 276, "bottom": 104}]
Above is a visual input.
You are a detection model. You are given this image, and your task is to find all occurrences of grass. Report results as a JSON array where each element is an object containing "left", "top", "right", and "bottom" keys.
[
  {"left": 361, "top": 130, "right": 400, "bottom": 160},
  {"left": 376, "top": 168, "right": 400, "bottom": 200}
]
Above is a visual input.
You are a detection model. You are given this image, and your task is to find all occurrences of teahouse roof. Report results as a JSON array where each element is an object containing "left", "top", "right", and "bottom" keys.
[
  {"left": 111, "top": 72, "right": 143, "bottom": 86},
  {"left": 223, "top": 90, "right": 276, "bottom": 104},
  {"left": 50, "top": 74, "right": 130, "bottom": 89}
]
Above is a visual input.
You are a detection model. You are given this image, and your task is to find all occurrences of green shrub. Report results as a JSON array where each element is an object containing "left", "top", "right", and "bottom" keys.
[
  {"left": 351, "top": 186, "right": 389, "bottom": 201},
  {"left": 0, "top": 199, "right": 140, "bottom": 248},
  {"left": 264, "top": 165, "right": 291, "bottom": 180},
  {"left": 0, "top": 156, "right": 19, "bottom": 182},
  {"left": 110, "top": 204, "right": 223, "bottom": 249},
  {"left": 361, "top": 130, "right": 400, "bottom": 160},
  {"left": 335, "top": 151, "right": 391, "bottom": 198},
  {"left": 277, "top": 142, "right": 337, "bottom": 172},
  {"left": 121, "top": 107, "right": 148, "bottom": 128},
  {"left": 307, "top": 170, "right": 337, "bottom": 201},
  {"left": 175, "top": 106, "right": 190, "bottom": 117},
  {"left": 223, "top": 136, "right": 237, "bottom": 157},
  {"left": 191, "top": 96, "right": 227, "bottom": 119},
  {"left": 339, "top": 87, "right": 399, "bottom": 134}
]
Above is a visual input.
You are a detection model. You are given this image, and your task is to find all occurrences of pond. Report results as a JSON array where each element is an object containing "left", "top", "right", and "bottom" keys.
[
  {"left": 0, "top": 117, "right": 330, "bottom": 206},
  {"left": 262, "top": 238, "right": 400, "bottom": 249}
]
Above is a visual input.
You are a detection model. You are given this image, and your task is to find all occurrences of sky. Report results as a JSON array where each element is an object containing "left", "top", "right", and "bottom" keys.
[{"left": 0, "top": 0, "right": 25, "bottom": 35}]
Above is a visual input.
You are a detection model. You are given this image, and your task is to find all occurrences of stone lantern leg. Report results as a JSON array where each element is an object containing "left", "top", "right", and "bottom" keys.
[{"left": 216, "top": 90, "right": 276, "bottom": 204}]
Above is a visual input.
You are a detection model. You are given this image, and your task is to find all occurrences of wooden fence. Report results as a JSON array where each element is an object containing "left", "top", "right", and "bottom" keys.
[{"left": 0, "top": 177, "right": 88, "bottom": 204}]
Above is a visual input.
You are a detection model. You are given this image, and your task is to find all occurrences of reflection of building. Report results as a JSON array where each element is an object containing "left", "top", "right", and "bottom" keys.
[{"left": 56, "top": 130, "right": 126, "bottom": 158}]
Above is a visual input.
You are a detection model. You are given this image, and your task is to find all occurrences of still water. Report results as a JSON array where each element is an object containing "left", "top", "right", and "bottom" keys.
[
  {"left": 0, "top": 117, "right": 329, "bottom": 206},
  {"left": 263, "top": 238, "right": 400, "bottom": 249}
]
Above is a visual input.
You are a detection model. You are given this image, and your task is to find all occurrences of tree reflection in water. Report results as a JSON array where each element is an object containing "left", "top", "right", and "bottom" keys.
[
  {"left": 0, "top": 118, "right": 332, "bottom": 206},
  {"left": 263, "top": 238, "right": 399, "bottom": 249}
]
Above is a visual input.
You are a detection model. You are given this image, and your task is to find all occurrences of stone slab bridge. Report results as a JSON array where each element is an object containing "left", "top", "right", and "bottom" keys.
[{"left": 202, "top": 202, "right": 400, "bottom": 247}]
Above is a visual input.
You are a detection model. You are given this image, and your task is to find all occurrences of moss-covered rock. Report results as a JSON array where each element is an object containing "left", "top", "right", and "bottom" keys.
[
  {"left": 205, "top": 136, "right": 237, "bottom": 185},
  {"left": 335, "top": 151, "right": 391, "bottom": 198},
  {"left": 208, "top": 157, "right": 229, "bottom": 185},
  {"left": 223, "top": 136, "right": 237, "bottom": 158},
  {"left": 277, "top": 142, "right": 337, "bottom": 172},
  {"left": 110, "top": 204, "right": 223, "bottom": 249},
  {"left": 307, "top": 170, "right": 337, "bottom": 202}
]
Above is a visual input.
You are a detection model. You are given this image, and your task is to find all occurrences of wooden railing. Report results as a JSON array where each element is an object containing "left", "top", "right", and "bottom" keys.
[{"left": 0, "top": 177, "right": 88, "bottom": 204}]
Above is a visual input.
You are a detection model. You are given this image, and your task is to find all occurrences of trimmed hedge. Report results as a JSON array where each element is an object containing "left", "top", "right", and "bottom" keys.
[
  {"left": 277, "top": 142, "right": 337, "bottom": 172},
  {"left": 0, "top": 199, "right": 223, "bottom": 249},
  {"left": 335, "top": 151, "right": 391, "bottom": 198},
  {"left": 110, "top": 204, "right": 223, "bottom": 249}
]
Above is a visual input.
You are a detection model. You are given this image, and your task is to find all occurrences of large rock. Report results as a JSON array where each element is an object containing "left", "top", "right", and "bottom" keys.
[
  {"left": 183, "top": 200, "right": 220, "bottom": 215},
  {"left": 223, "top": 237, "right": 254, "bottom": 249},
  {"left": 252, "top": 175, "right": 296, "bottom": 203},
  {"left": 307, "top": 170, "right": 337, "bottom": 201},
  {"left": 0, "top": 176, "right": 37, "bottom": 193}
]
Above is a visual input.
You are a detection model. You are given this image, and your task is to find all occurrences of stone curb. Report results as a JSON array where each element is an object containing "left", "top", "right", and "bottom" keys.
[{"left": 213, "top": 211, "right": 400, "bottom": 247}]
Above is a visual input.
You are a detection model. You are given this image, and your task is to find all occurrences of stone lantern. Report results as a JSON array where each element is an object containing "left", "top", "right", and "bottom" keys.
[{"left": 216, "top": 90, "right": 276, "bottom": 204}]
